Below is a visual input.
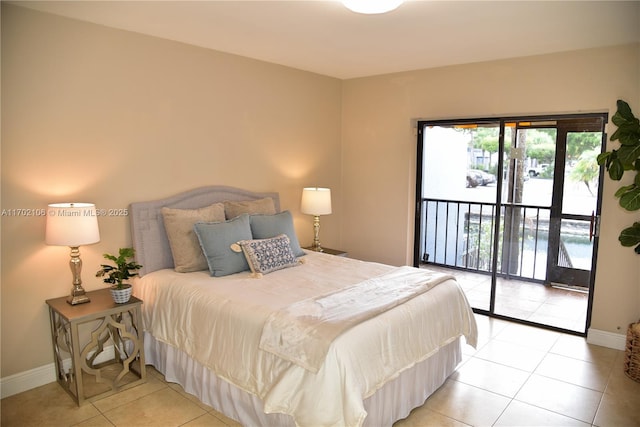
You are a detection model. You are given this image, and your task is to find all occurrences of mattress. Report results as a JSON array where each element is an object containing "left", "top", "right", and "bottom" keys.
[{"left": 134, "top": 250, "right": 477, "bottom": 426}]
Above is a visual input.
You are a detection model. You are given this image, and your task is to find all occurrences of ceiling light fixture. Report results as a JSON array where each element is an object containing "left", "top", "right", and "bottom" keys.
[{"left": 342, "top": 0, "right": 404, "bottom": 14}]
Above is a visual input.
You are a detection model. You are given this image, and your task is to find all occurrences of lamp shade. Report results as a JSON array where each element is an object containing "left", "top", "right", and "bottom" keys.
[
  {"left": 301, "top": 188, "right": 332, "bottom": 216},
  {"left": 46, "top": 203, "right": 100, "bottom": 247}
]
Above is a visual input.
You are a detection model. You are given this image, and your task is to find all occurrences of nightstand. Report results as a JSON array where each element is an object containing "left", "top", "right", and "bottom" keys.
[
  {"left": 46, "top": 288, "right": 146, "bottom": 405},
  {"left": 305, "top": 247, "right": 347, "bottom": 257}
]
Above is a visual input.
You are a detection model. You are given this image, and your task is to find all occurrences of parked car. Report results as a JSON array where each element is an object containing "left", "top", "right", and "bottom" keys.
[
  {"left": 466, "top": 170, "right": 482, "bottom": 188},
  {"left": 528, "top": 163, "right": 549, "bottom": 177},
  {"left": 470, "top": 169, "right": 496, "bottom": 186}
]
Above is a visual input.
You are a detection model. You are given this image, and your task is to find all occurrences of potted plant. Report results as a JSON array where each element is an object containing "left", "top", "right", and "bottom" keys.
[
  {"left": 597, "top": 99, "right": 640, "bottom": 383},
  {"left": 95, "top": 247, "right": 143, "bottom": 303},
  {"left": 597, "top": 99, "right": 640, "bottom": 254}
]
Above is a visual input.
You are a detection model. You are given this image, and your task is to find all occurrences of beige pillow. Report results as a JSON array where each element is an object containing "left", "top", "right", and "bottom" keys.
[
  {"left": 224, "top": 197, "right": 276, "bottom": 219},
  {"left": 161, "top": 203, "right": 226, "bottom": 272}
]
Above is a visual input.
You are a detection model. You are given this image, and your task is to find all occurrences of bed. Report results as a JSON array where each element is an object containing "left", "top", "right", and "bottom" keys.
[{"left": 130, "top": 186, "right": 477, "bottom": 427}]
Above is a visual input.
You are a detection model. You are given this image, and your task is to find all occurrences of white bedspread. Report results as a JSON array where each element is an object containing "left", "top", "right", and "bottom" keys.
[
  {"left": 134, "top": 251, "right": 477, "bottom": 427},
  {"left": 261, "top": 266, "right": 456, "bottom": 372}
]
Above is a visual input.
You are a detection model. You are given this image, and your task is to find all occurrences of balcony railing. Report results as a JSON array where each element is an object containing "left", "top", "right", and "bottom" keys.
[{"left": 418, "top": 198, "right": 552, "bottom": 281}]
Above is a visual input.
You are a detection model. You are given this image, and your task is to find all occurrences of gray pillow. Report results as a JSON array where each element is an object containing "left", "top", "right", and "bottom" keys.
[
  {"left": 224, "top": 197, "right": 276, "bottom": 219},
  {"left": 249, "top": 210, "right": 305, "bottom": 257},
  {"left": 161, "top": 203, "right": 226, "bottom": 272},
  {"left": 194, "top": 214, "right": 253, "bottom": 277}
]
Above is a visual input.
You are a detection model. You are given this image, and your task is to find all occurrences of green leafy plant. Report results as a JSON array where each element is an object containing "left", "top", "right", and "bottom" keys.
[
  {"left": 95, "top": 247, "right": 143, "bottom": 289},
  {"left": 597, "top": 99, "right": 640, "bottom": 254}
]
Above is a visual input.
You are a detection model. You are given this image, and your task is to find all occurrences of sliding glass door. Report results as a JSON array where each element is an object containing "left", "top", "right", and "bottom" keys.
[
  {"left": 415, "top": 114, "right": 607, "bottom": 334},
  {"left": 547, "top": 119, "right": 605, "bottom": 289},
  {"left": 415, "top": 121, "right": 500, "bottom": 311}
]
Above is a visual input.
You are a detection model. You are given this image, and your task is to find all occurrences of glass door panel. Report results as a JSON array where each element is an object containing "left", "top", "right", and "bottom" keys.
[
  {"left": 548, "top": 127, "right": 603, "bottom": 288},
  {"left": 495, "top": 123, "right": 557, "bottom": 322},
  {"left": 562, "top": 131, "right": 601, "bottom": 216},
  {"left": 498, "top": 124, "right": 556, "bottom": 276},
  {"left": 418, "top": 123, "right": 499, "bottom": 311},
  {"left": 559, "top": 219, "right": 594, "bottom": 271},
  {"left": 416, "top": 114, "right": 606, "bottom": 334}
]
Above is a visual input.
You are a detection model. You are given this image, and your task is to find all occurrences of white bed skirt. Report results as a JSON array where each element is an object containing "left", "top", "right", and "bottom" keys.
[{"left": 144, "top": 332, "right": 462, "bottom": 426}]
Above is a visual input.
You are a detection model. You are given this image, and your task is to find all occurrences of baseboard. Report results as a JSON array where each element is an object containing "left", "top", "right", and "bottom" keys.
[
  {"left": 0, "top": 345, "right": 116, "bottom": 399},
  {"left": 587, "top": 328, "right": 627, "bottom": 350},
  {"left": 4, "top": 330, "right": 626, "bottom": 399},
  {"left": 0, "top": 363, "right": 57, "bottom": 399}
]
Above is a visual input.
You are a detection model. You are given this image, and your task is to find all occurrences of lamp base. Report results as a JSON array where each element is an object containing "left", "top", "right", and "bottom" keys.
[
  {"left": 67, "top": 294, "right": 90, "bottom": 305},
  {"left": 311, "top": 215, "right": 323, "bottom": 253},
  {"left": 66, "top": 247, "right": 91, "bottom": 305},
  {"left": 66, "top": 286, "right": 90, "bottom": 305},
  {"left": 67, "top": 295, "right": 91, "bottom": 305}
]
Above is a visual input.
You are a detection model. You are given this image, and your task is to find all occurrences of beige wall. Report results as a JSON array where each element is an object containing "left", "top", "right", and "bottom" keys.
[
  {"left": 2, "top": 3, "right": 639, "bottom": 384},
  {"left": 1, "top": 4, "right": 342, "bottom": 377},
  {"left": 341, "top": 44, "right": 640, "bottom": 335}
]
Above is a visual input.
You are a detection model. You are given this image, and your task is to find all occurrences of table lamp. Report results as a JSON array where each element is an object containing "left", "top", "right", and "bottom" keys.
[
  {"left": 46, "top": 203, "right": 100, "bottom": 305},
  {"left": 301, "top": 187, "right": 332, "bottom": 252}
]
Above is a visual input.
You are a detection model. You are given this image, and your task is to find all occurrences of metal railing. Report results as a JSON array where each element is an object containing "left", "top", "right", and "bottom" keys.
[{"left": 418, "top": 198, "right": 551, "bottom": 281}]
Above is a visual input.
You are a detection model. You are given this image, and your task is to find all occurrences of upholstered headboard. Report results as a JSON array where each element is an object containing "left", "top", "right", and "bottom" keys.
[{"left": 129, "top": 186, "right": 280, "bottom": 276}]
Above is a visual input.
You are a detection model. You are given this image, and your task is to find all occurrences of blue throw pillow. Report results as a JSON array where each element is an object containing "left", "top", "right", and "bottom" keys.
[
  {"left": 250, "top": 211, "right": 305, "bottom": 257},
  {"left": 194, "top": 214, "right": 252, "bottom": 277}
]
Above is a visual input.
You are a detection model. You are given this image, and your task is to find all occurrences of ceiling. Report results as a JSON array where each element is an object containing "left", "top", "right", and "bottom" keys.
[{"left": 13, "top": 0, "right": 640, "bottom": 79}]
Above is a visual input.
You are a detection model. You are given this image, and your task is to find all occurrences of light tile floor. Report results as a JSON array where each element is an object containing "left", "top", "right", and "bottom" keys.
[
  {"left": 2, "top": 315, "right": 639, "bottom": 426},
  {"left": 425, "top": 265, "right": 589, "bottom": 333}
]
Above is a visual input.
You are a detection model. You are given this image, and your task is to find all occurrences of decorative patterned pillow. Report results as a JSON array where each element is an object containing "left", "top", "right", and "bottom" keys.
[
  {"left": 234, "top": 234, "right": 300, "bottom": 277},
  {"left": 194, "top": 214, "right": 253, "bottom": 277},
  {"left": 224, "top": 197, "right": 276, "bottom": 220},
  {"left": 250, "top": 210, "right": 305, "bottom": 257},
  {"left": 161, "top": 203, "right": 226, "bottom": 272}
]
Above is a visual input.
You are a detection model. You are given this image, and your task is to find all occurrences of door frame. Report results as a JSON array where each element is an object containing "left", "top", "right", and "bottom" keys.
[
  {"left": 546, "top": 117, "right": 608, "bottom": 289},
  {"left": 415, "top": 112, "right": 608, "bottom": 335}
]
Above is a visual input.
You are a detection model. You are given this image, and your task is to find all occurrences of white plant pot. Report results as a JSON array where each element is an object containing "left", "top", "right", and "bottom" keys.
[{"left": 110, "top": 284, "right": 132, "bottom": 304}]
